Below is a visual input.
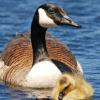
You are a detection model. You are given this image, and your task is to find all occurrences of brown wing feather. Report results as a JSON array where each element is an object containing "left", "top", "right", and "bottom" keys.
[
  {"left": 0, "top": 32, "right": 82, "bottom": 85},
  {"left": 1, "top": 32, "right": 80, "bottom": 75}
]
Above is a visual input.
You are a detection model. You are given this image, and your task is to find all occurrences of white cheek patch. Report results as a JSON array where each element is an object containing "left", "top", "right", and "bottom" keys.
[{"left": 38, "top": 8, "right": 57, "bottom": 28}]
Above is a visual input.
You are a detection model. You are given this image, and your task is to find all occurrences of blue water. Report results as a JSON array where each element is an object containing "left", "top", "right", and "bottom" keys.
[{"left": 0, "top": 0, "right": 100, "bottom": 100}]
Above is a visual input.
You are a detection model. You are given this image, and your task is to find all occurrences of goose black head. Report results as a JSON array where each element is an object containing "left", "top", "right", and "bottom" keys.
[{"left": 34, "top": 3, "right": 80, "bottom": 28}]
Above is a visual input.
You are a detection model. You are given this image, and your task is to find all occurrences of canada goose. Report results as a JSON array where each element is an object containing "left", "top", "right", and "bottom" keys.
[
  {"left": 52, "top": 73, "right": 94, "bottom": 100},
  {"left": 0, "top": 3, "right": 82, "bottom": 88}
]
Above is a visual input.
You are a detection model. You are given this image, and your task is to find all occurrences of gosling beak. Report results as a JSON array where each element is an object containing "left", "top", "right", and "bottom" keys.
[{"left": 61, "top": 15, "right": 81, "bottom": 28}]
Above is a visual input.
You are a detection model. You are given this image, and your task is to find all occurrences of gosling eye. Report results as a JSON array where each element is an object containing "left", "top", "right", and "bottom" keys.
[{"left": 48, "top": 8, "right": 55, "bottom": 14}]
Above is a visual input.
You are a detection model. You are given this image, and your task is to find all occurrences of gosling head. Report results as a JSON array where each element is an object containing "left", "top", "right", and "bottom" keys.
[
  {"left": 52, "top": 74, "right": 76, "bottom": 100},
  {"left": 33, "top": 3, "right": 80, "bottom": 28},
  {"left": 58, "top": 74, "right": 76, "bottom": 92}
]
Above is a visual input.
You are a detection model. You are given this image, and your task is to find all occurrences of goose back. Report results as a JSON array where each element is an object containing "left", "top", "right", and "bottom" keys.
[{"left": 0, "top": 32, "right": 82, "bottom": 86}]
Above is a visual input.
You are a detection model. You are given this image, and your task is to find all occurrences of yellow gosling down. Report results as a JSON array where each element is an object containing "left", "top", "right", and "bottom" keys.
[{"left": 52, "top": 73, "right": 94, "bottom": 100}]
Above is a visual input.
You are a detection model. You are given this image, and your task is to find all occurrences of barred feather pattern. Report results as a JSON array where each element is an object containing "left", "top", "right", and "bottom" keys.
[{"left": 0, "top": 32, "right": 82, "bottom": 87}]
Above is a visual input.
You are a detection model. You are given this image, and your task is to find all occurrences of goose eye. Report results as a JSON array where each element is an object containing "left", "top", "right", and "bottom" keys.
[{"left": 48, "top": 8, "right": 55, "bottom": 14}]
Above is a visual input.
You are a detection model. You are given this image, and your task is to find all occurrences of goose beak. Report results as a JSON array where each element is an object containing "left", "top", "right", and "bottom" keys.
[{"left": 61, "top": 15, "right": 81, "bottom": 28}]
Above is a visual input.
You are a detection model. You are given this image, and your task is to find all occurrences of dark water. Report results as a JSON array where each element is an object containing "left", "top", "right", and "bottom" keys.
[{"left": 0, "top": 0, "right": 100, "bottom": 100}]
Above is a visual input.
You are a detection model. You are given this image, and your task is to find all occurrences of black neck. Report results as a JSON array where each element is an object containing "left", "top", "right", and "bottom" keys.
[{"left": 31, "top": 13, "right": 48, "bottom": 64}]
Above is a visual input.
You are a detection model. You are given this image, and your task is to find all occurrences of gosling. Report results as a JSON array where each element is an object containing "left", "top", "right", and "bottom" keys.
[{"left": 52, "top": 73, "right": 94, "bottom": 100}]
